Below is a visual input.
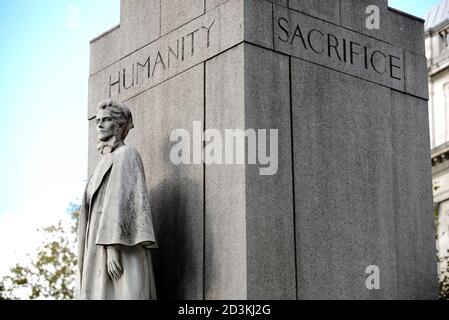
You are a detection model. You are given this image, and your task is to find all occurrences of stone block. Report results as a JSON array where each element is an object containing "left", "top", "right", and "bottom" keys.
[
  {"left": 244, "top": 0, "right": 273, "bottom": 49},
  {"left": 205, "top": 43, "right": 296, "bottom": 300},
  {"left": 273, "top": 5, "right": 405, "bottom": 92},
  {"left": 161, "top": 0, "right": 204, "bottom": 35},
  {"left": 119, "top": 64, "right": 205, "bottom": 299},
  {"left": 288, "top": 0, "right": 340, "bottom": 25},
  {"left": 340, "top": 0, "right": 389, "bottom": 42},
  {"left": 120, "top": 0, "right": 161, "bottom": 56},
  {"left": 205, "top": 44, "right": 247, "bottom": 300},
  {"left": 267, "top": 0, "right": 287, "bottom": 6},
  {"left": 404, "top": 50, "right": 429, "bottom": 100},
  {"left": 89, "top": 26, "right": 121, "bottom": 76},
  {"left": 88, "top": 118, "right": 101, "bottom": 175},
  {"left": 88, "top": 0, "right": 244, "bottom": 119},
  {"left": 243, "top": 44, "right": 296, "bottom": 300},
  {"left": 291, "top": 58, "right": 398, "bottom": 299},
  {"left": 205, "top": 0, "right": 230, "bottom": 12},
  {"left": 388, "top": 9, "right": 426, "bottom": 55},
  {"left": 391, "top": 91, "right": 439, "bottom": 299},
  {"left": 86, "top": 0, "right": 435, "bottom": 300}
]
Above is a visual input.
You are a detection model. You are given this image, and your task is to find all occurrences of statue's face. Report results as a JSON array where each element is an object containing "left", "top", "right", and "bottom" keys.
[{"left": 96, "top": 109, "right": 121, "bottom": 141}]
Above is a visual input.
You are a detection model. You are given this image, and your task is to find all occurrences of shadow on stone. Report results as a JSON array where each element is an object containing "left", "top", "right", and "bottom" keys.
[{"left": 151, "top": 140, "right": 203, "bottom": 300}]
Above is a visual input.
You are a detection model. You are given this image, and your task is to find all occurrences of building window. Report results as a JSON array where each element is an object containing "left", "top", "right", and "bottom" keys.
[{"left": 440, "top": 30, "right": 449, "bottom": 53}]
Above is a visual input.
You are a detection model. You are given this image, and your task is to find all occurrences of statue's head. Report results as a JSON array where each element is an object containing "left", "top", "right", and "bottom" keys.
[{"left": 96, "top": 99, "right": 134, "bottom": 143}]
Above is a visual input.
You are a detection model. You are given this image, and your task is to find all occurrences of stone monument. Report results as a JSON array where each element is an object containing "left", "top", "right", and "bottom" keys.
[
  {"left": 77, "top": 99, "right": 157, "bottom": 300},
  {"left": 87, "top": 0, "right": 438, "bottom": 299}
]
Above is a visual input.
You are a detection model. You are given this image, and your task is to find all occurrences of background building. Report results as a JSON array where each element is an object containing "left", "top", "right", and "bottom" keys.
[{"left": 425, "top": 0, "right": 449, "bottom": 280}]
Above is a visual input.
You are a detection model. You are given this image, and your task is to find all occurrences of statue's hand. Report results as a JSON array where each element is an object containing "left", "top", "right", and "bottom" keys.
[{"left": 106, "top": 245, "right": 123, "bottom": 281}]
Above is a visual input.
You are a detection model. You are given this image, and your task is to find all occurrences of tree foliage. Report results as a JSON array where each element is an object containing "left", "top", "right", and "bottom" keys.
[{"left": 0, "top": 205, "right": 79, "bottom": 300}]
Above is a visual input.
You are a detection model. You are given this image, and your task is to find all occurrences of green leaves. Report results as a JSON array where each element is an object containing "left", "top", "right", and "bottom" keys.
[{"left": 0, "top": 213, "right": 78, "bottom": 300}]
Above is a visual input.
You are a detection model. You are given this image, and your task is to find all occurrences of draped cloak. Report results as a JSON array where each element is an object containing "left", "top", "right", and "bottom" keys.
[{"left": 76, "top": 145, "right": 157, "bottom": 300}]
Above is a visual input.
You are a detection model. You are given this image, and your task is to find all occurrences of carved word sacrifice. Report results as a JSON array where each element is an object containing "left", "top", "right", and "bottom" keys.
[
  {"left": 108, "top": 20, "right": 215, "bottom": 97},
  {"left": 276, "top": 17, "right": 402, "bottom": 81}
]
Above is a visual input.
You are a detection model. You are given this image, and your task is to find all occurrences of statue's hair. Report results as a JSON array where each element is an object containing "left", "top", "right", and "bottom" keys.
[{"left": 97, "top": 99, "right": 134, "bottom": 139}]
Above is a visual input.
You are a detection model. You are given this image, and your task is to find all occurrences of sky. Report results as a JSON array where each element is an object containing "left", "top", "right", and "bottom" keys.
[
  {"left": 388, "top": 0, "right": 441, "bottom": 18},
  {"left": 0, "top": 0, "right": 443, "bottom": 275},
  {"left": 0, "top": 0, "right": 120, "bottom": 275}
]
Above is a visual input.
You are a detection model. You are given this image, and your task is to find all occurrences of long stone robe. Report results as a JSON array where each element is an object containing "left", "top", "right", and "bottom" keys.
[{"left": 76, "top": 145, "right": 157, "bottom": 300}]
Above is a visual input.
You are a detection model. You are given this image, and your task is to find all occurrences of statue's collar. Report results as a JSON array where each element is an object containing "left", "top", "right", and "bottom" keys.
[{"left": 97, "top": 136, "right": 120, "bottom": 155}]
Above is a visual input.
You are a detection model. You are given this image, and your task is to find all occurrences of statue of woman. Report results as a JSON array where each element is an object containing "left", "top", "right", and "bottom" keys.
[{"left": 76, "top": 99, "right": 157, "bottom": 300}]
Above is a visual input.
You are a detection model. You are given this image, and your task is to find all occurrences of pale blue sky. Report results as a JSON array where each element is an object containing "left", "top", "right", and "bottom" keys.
[
  {"left": 389, "top": 0, "right": 440, "bottom": 17},
  {"left": 0, "top": 0, "right": 120, "bottom": 274},
  {"left": 0, "top": 0, "right": 442, "bottom": 274}
]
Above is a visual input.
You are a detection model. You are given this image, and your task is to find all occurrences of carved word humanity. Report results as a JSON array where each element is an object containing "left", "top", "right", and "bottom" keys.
[{"left": 108, "top": 20, "right": 215, "bottom": 97}]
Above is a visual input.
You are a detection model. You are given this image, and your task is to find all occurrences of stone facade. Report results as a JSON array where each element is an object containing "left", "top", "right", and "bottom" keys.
[
  {"left": 87, "top": 0, "right": 438, "bottom": 299},
  {"left": 426, "top": 0, "right": 449, "bottom": 291}
]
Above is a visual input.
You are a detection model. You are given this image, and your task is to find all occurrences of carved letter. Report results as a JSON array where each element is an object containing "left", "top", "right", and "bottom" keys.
[
  {"left": 371, "top": 50, "right": 387, "bottom": 74},
  {"left": 152, "top": 51, "right": 166, "bottom": 77},
  {"left": 136, "top": 56, "right": 151, "bottom": 84},
  {"left": 109, "top": 72, "right": 120, "bottom": 97},
  {"left": 168, "top": 40, "right": 179, "bottom": 68},
  {"left": 122, "top": 65, "right": 135, "bottom": 90},
  {"left": 307, "top": 29, "right": 325, "bottom": 54},
  {"left": 202, "top": 20, "right": 215, "bottom": 48},
  {"left": 291, "top": 25, "right": 308, "bottom": 49},
  {"left": 277, "top": 17, "right": 289, "bottom": 43},
  {"left": 327, "top": 34, "right": 342, "bottom": 61},
  {"left": 349, "top": 41, "right": 361, "bottom": 65},
  {"left": 389, "top": 55, "right": 402, "bottom": 80},
  {"left": 364, "top": 46, "right": 369, "bottom": 69},
  {"left": 342, "top": 38, "right": 348, "bottom": 63},
  {"left": 181, "top": 36, "right": 185, "bottom": 61},
  {"left": 186, "top": 29, "right": 200, "bottom": 57}
]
